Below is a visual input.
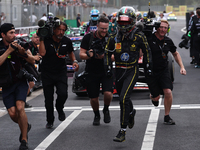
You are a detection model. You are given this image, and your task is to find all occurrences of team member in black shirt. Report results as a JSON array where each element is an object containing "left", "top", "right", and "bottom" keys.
[
  {"left": 39, "top": 21, "right": 79, "bottom": 129},
  {"left": 80, "top": 15, "right": 115, "bottom": 126},
  {"left": 146, "top": 20, "right": 186, "bottom": 125}
]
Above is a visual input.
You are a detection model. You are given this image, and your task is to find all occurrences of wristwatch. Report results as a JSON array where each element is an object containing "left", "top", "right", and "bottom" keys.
[
  {"left": 73, "top": 60, "right": 78, "bottom": 64},
  {"left": 86, "top": 51, "right": 90, "bottom": 58}
]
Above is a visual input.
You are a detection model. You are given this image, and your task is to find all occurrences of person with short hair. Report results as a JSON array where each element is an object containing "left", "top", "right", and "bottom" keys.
[
  {"left": 76, "top": 13, "right": 81, "bottom": 27},
  {"left": 146, "top": 20, "right": 186, "bottom": 125},
  {"left": 29, "top": 12, "right": 37, "bottom": 26},
  {"left": 79, "top": 15, "right": 115, "bottom": 126},
  {"left": 26, "top": 32, "right": 41, "bottom": 98},
  {"left": 40, "top": 13, "right": 47, "bottom": 21}
]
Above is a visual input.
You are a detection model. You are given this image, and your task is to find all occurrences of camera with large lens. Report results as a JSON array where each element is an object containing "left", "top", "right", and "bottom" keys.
[
  {"left": 16, "top": 68, "right": 36, "bottom": 82},
  {"left": 10, "top": 38, "right": 30, "bottom": 52},
  {"left": 90, "top": 39, "right": 113, "bottom": 78},
  {"left": 179, "top": 34, "right": 190, "bottom": 49},
  {"left": 16, "top": 38, "right": 30, "bottom": 50},
  {"left": 90, "top": 39, "right": 105, "bottom": 57},
  {"left": 37, "top": 16, "right": 60, "bottom": 38},
  {"left": 141, "top": 19, "right": 161, "bottom": 37}
]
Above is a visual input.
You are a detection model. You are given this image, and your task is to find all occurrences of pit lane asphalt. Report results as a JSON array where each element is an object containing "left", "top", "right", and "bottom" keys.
[{"left": 0, "top": 18, "right": 200, "bottom": 150}]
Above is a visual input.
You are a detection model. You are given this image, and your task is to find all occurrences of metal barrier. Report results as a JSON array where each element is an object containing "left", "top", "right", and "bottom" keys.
[{"left": 15, "top": 26, "right": 39, "bottom": 35}]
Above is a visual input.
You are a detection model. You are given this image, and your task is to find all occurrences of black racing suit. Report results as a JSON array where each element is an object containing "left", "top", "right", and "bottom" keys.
[
  {"left": 85, "top": 20, "right": 98, "bottom": 34},
  {"left": 113, "top": 27, "right": 152, "bottom": 128},
  {"left": 188, "top": 15, "right": 200, "bottom": 65}
]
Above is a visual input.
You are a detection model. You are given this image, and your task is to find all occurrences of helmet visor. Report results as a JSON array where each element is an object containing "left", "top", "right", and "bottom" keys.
[
  {"left": 117, "top": 15, "right": 132, "bottom": 22},
  {"left": 117, "top": 21, "right": 131, "bottom": 25}
]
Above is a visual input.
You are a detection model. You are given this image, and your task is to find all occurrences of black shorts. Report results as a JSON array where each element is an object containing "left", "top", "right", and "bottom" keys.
[
  {"left": 146, "top": 67, "right": 173, "bottom": 98},
  {"left": 86, "top": 72, "right": 113, "bottom": 98},
  {"left": 2, "top": 81, "right": 28, "bottom": 109}
]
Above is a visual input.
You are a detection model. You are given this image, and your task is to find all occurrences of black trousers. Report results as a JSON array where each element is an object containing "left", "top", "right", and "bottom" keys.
[
  {"left": 193, "top": 36, "right": 200, "bottom": 65},
  {"left": 115, "top": 66, "right": 139, "bottom": 128},
  {"left": 41, "top": 70, "right": 68, "bottom": 123}
]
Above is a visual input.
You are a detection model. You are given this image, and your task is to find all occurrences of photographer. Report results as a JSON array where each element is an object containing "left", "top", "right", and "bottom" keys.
[
  {"left": 146, "top": 20, "right": 186, "bottom": 125},
  {"left": 39, "top": 21, "right": 79, "bottom": 129},
  {"left": 112, "top": 6, "right": 152, "bottom": 142},
  {"left": 79, "top": 15, "right": 115, "bottom": 126},
  {"left": 26, "top": 32, "right": 42, "bottom": 99},
  {"left": 0, "top": 23, "right": 35, "bottom": 150}
]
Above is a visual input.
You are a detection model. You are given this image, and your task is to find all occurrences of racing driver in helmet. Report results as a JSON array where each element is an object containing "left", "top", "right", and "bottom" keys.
[
  {"left": 112, "top": 6, "right": 152, "bottom": 142},
  {"left": 85, "top": 9, "right": 100, "bottom": 34}
]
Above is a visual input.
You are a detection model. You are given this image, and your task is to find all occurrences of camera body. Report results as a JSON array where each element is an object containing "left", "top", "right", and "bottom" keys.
[
  {"left": 37, "top": 17, "right": 60, "bottom": 38},
  {"left": 90, "top": 39, "right": 113, "bottom": 78},
  {"left": 16, "top": 38, "right": 30, "bottom": 50},
  {"left": 179, "top": 34, "right": 190, "bottom": 49},
  {"left": 16, "top": 68, "right": 36, "bottom": 82},
  {"left": 10, "top": 38, "right": 30, "bottom": 52},
  {"left": 90, "top": 39, "right": 106, "bottom": 56},
  {"left": 142, "top": 19, "right": 160, "bottom": 37}
]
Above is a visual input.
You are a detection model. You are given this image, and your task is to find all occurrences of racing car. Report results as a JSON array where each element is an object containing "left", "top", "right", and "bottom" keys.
[{"left": 72, "top": 53, "right": 175, "bottom": 97}]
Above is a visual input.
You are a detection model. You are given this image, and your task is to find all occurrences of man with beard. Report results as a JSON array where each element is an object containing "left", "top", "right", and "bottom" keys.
[
  {"left": 0, "top": 23, "right": 35, "bottom": 150},
  {"left": 39, "top": 21, "right": 79, "bottom": 129},
  {"left": 79, "top": 15, "right": 115, "bottom": 126}
]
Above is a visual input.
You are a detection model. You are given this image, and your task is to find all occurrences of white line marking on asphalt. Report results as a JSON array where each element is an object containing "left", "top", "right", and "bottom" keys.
[
  {"left": 0, "top": 89, "right": 43, "bottom": 118},
  {"left": 181, "top": 27, "right": 186, "bottom": 33},
  {"left": 1, "top": 104, "right": 200, "bottom": 114},
  {"left": 34, "top": 109, "right": 82, "bottom": 150},
  {"left": 0, "top": 109, "right": 7, "bottom": 117},
  {"left": 141, "top": 98, "right": 162, "bottom": 150}
]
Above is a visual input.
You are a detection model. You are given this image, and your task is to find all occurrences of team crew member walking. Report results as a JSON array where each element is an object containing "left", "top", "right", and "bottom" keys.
[
  {"left": 146, "top": 20, "right": 186, "bottom": 125},
  {"left": 113, "top": 6, "right": 152, "bottom": 142},
  {"left": 187, "top": 7, "right": 200, "bottom": 68},
  {"left": 39, "top": 21, "right": 79, "bottom": 129},
  {"left": 80, "top": 15, "right": 115, "bottom": 126}
]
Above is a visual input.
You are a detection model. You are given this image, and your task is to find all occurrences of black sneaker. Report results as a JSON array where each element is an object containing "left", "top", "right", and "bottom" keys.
[
  {"left": 150, "top": 94, "right": 159, "bottom": 107},
  {"left": 25, "top": 102, "right": 32, "bottom": 108},
  {"left": 113, "top": 130, "right": 126, "bottom": 142},
  {"left": 103, "top": 109, "right": 111, "bottom": 123},
  {"left": 19, "top": 123, "right": 31, "bottom": 142},
  {"left": 46, "top": 122, "right": 54, "bottom": 129},
  {"left": 93, "top": 116, "right": 100, "bottom": 126},
  {"left": 151, "top": 100, "right": 159, "bottom": 107},
  {"left": 190, "top": 59, "right": 195, "bottom": 64},
  {"left": 164, "top": 115, "right": 175, "bottom": 125},
  {"left": 19, "top": 140, "right": 29, "bottom": 150},
  {"left": 195, "top": 65, "right": 200, "bottom": 68},
  {"left": 128, "top": 109, "right": 136, "bottom": 129},
  {"left": 58, "top": 111, "right": 66, "bottom": 121}
]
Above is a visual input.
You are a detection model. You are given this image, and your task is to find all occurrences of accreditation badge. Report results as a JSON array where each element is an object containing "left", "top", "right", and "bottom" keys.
[
  {"left": 120, "top": 52, "right": 130, "bottom": 61},
  {"left": 162, "top": 52, "right": 167, "bottom": 59}
]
